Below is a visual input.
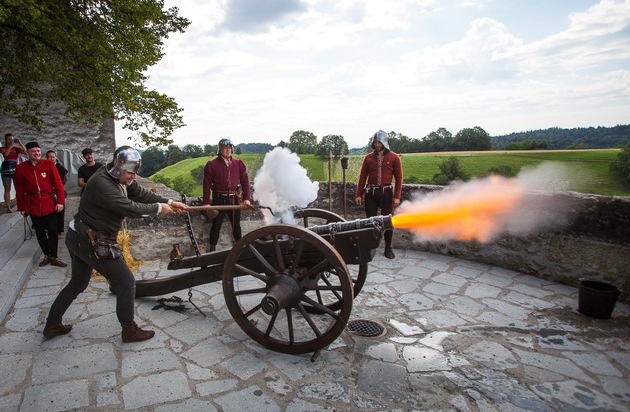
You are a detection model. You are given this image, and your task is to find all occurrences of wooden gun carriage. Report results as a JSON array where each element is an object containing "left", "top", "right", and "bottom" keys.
[{"left": 135, "top": 208, "right": 393, "bottom": 355}]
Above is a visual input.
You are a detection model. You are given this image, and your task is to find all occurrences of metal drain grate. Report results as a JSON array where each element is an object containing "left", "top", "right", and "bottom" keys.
[{"left": 346, "top": 319, "right": 385, "bottom": 337}]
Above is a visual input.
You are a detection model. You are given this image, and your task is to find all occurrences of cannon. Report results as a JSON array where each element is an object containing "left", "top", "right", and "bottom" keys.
[{"left": 135, "top": 208, "right": 393, "bottom": 355}]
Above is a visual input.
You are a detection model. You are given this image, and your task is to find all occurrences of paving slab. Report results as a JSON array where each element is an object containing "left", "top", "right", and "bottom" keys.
[{"left": 0, "top": 245, "right": 628, "bottom": 411}]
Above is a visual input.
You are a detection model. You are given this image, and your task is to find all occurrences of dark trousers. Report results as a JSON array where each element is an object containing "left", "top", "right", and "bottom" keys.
[
  {"left": 46, "top": 227, "right": 136, "bottom": 327},
  {"left": 30, "top": 213, "right": 59, "bottom": 258},
  {"left": 56, "top": 209, "right": 65, "bottom": 233},
  {"left": 364, "top": 187, "right": 394, "bottom": 246},
  {"left": 208, "top": 195, "right": 242, "bottom": 246}
]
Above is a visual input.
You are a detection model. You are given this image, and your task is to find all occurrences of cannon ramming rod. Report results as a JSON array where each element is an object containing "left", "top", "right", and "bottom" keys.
[{"left": 185, "top": 204, "right": 257, "bottom": 212}]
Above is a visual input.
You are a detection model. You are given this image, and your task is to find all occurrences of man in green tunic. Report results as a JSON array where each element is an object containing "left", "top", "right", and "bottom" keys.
[{"left": 43, "top": 146, "right": 188, "bottom": 343}]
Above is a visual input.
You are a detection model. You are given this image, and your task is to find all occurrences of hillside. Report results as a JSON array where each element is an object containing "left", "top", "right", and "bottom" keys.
[{"left": 491, "top": 125, "right": 630, "bottom": 150}]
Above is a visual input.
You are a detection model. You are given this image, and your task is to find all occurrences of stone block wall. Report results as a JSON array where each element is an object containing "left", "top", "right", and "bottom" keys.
[
  {"left": 0, "top": 101, "right": 115, "bottom": 162},
  {"left": 127, "top": 179, "right": 630, "bottom": 303}
]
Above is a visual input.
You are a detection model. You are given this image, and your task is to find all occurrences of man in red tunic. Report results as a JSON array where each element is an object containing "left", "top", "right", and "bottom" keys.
[
  {"left": 355, "top": 130, "right": 403, "bottom": 259},
  {"left": 202, "top": 138, "right": 251, "bottom": 251},
  {"left": 15, "top": 141, "right": 67, "bottom": 267}
]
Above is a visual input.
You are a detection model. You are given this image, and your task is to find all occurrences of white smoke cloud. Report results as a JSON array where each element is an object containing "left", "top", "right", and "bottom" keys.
[{"left": 253, "top": 147, "right": 319, "bottom": 224}]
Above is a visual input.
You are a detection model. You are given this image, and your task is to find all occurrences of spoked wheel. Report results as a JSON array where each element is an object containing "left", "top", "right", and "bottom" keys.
[
  {"left": 293, "top": 208, "right": 368, "bottom": 303},
  {"left": 222, "top": 224, "right": 353, "bottom": 355}
]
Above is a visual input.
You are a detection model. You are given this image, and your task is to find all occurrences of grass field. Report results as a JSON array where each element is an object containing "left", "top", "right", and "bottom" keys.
[{"left": 152, "top": 149, "right": 629, "bottom": 197}]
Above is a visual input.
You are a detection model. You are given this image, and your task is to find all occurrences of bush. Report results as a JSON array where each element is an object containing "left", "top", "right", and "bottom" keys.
[
  {"left": 610, "top": 142, "right": 630, "bottom": 188},
  {"left": 190, "top": 165, "right": 204, "bottom": 185},
  {"left": 172, "top": 176, "right": 195, "bottom": 196},
  {"left": 404, "top": 175, "right": 419, "bottom": 184},
  {"left": 152, "top": 174, "right": 172, "bottom": 187},
  {"left": 432, "top": 156, "right": 469, "bottom": 184},
  {"left": 487, "top": 165, "right": 517, "bottom": 177}
]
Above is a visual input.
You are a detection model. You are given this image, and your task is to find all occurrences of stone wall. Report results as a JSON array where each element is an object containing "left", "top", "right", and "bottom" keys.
[
  {"left": 0, "top": 101, "right": 115, "bottom": 163},
  {"left": 126, "top": 180, "right": 630, "bottom": 303}
]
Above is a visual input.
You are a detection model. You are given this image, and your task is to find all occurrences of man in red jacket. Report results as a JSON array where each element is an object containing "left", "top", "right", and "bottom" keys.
[
  {"left": 15, "top": 141, "right": 67, "bottom": 267},
  {"left": 202, "top": 138, "right": 251, "bottom": 251},
  {"left": 355, "top": 130, "right": 403, "bottom": 259}
]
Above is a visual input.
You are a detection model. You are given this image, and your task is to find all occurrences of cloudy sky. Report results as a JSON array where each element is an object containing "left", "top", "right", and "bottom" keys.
[{"left": 115, "top": 0, "right": 630, "bottom": 149}]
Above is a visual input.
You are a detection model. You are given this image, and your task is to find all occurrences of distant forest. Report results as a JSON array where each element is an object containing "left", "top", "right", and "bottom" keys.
[{"left": 491, "top": 124, "right": 630, "bottom": 150}]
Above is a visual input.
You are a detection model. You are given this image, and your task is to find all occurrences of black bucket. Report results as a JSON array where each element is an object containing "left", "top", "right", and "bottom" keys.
[{"left": 578, "top": 280, "right": 620, "bottom": 319}]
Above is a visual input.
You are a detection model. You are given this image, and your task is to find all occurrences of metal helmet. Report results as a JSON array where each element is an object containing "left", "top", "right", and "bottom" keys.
[
  {"left": 217, "top": 138, "right": 233, "bottom": 154},
  {"left": 371, "top": 130, "right": 390, "bottom": 150},
  {"left": 107, "top": 146, "right": 141, "bottom": 178}
]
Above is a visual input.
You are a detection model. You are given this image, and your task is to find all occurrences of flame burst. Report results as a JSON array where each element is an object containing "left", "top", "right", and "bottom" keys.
[{"left": 391, "top": 176, "right": 525, "bottom": 242}]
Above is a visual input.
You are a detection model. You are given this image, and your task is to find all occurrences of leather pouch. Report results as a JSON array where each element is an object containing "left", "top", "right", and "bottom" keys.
[{"left": 87, "top": 229, "right": 121, "bottom": 260}]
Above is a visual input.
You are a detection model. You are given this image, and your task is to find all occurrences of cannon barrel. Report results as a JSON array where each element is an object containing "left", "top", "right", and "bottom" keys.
[{"left": 307, "top": 215, "right": 393, "bottom": 236}]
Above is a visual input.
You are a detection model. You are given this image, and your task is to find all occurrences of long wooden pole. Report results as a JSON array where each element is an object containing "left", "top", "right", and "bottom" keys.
[{"left": 185, "top": 204, "right": 257, "bottom": 212}]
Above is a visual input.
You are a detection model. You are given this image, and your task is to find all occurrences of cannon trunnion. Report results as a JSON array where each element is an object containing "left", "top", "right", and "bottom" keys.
[{"left": 135, "top": 209, "right": 392, "bottom": 355}]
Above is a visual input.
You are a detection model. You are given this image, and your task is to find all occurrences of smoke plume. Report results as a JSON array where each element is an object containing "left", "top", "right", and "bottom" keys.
[
  {"left": 394, "top": 162, "right": 575, "bottom": 243},
  {"left": 253, "top": 147, "right": 319, "bottom": 224}
]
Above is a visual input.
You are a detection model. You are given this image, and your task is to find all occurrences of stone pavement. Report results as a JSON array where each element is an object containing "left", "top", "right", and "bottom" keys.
[{"left": 0, "top": 243, "right": 629, "bottom": 412}]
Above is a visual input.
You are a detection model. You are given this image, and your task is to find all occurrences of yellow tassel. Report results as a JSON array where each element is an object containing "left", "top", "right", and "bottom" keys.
[{"left": 91, "top": 228, "right": 143, "bottom": 281}]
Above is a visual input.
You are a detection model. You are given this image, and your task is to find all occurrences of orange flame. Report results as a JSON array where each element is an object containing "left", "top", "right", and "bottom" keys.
[{"left": 391, "top": 175, "right": 525, "bottom": 242}]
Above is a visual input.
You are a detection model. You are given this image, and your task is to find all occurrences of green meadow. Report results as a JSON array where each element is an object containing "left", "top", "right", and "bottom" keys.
[{"left": 152, "top": 149, "right": 629, "bottom": 197}]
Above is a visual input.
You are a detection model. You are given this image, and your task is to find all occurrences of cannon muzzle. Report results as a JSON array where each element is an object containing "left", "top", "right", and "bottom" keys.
[{"left": 308, "top": 215, "right": 393, "bottom": 236}]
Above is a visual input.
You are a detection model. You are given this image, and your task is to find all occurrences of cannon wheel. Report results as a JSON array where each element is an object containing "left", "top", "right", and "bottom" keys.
[
  {"left": 223, "top": 224, "right": 353, "bottom": 355},
  {"left": 293, "top": 208, "right": 368, "bottom": 303}
]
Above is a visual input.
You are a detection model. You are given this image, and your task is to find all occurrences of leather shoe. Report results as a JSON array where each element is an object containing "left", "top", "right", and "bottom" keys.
[
  {"left": 122, "top": 324, "right": 155, "bottom": 343},
  {"left": 49, "top": 257, "right": 68, "bottom": 267},
  {"left": 39, "top": 256, "right": 50, "bottom": 267},
  {"left": 43, "top": 322, "right": 72, "bottom": 339},
  {"left": 384, "top": 247, "right": 395, "bottom": 259}
]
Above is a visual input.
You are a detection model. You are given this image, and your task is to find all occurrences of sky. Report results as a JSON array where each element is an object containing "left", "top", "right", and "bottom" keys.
[{"left": 115, "top": 0, "right": 630, "bottom": 149}]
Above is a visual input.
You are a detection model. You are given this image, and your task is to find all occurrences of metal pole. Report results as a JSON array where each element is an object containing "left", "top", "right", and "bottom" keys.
[
  {"left": 327, "top": 149, "right": 332, "bottom": 211},
  {"left": 341, "top": 157, "right": 349, "bottom": 219}
]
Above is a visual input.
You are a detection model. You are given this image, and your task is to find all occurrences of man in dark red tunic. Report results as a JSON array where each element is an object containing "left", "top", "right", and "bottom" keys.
[
  {"left": 355, "top": 130, "right": 403, "bottom": 259},
  {"left": 202, "top": 138, "right": 251, "bottom": 251}
]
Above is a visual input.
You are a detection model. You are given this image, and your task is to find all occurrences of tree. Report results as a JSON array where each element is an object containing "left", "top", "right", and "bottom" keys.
[
  {"left": 0, "top": 1, "right": 190, "bottom": 146},
  {"left": 167, "top": 147, "right": 184, "bottom": 165},
  {"left": 454, "top": 127, "right": 492, "bottom": 151},
  {"left": 288, "top": 130, "right": 318, "bottom": 154},
  {"left": 316, "top": 134, "right": 349, "bottom": 158},
  {"left": 139, "top": 146, "right": 166, "bottom": 176},
  {"left": 182, "top": 144, "right": 203, "bottom": 158},
  {"left": 203, "top": 144, "right": 216, "bottom": 157},
  {"left": 421, "top": 128, "right": 454, "bottom": 152},
  {"left": 387, "top": 131, "right": 412, "bottom": 153}
]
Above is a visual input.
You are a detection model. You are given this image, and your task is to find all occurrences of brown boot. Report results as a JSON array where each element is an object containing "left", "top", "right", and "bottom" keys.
[
  {"left": 39, "top": 255, "right": 51, "bottom": 267},
  {"left": 384, "top": 246, "right": 395, "bottom": 259},
  {"left": 122, "top": 324, "right": 155, "bottom": 343},
  {"left": 43, "top": 322, "right": 72, "bottom": 339},
  {"left": 49, "top": 257, "right": 68, "bottom": 267}
]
